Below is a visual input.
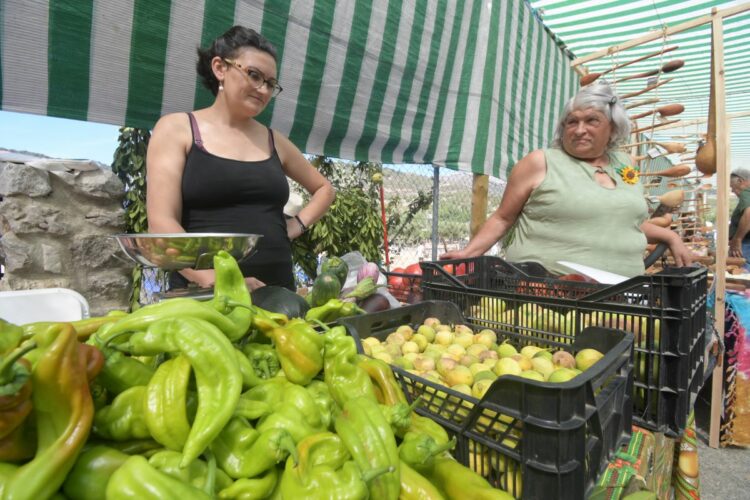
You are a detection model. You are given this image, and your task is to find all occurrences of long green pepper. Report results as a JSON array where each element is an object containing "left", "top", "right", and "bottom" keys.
[
  {"left": 334, "top": 397, "right": 401, "bottom": 500},
  {"left": 144, "top": 355, "right": 192, "bottom": 450},
  {"left": 119, "top": 317, "right": 242, "bottom": 467}
]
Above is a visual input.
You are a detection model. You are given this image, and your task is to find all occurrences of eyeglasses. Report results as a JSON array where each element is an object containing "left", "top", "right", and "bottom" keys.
[{"left": 223, "top": 58, "right": 283, "bottom": 97}]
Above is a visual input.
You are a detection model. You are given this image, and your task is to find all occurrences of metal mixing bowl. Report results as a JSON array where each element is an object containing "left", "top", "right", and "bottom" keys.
[{"left": 113, "top": 233, "right": 262, "bottom": 270}]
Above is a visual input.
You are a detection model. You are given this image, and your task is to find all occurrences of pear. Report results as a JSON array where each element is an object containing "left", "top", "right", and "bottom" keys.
[
  {"left": 531, "top": 357, "right": 555, "bottom": 380},
  {"left": 519, "top": 370, "right": 545, "bottom": 381},
  {"left": 575, "top": 348, "right": 604, "bottom": 371},
  {"left": 372, "top": 352, "right": 393, "bottom": 364},
  {"left": 401, "top": 341, "right": 420, "bottom": 355},
  {"left": 548, "top": 367, "right": 578, "bottom": 383},
  {"left": 533, "top": 350, "right": 552, "bottom": 361},
  {"left": 445, "top": 365, "right": 474, "bottom": 387},
  {"left": 496, "top": 342, "right": 518, "bottom": 358},
  {"left": 493, "top": 357, "right": 522, "bottom": 377},
  {"left": 413, "top": 356, "right": 435, "bottom": 372},
  {"left": 416, "top": 324, "right": 436, "bottom": 343},
  {"left": 472, "top": 378, "right": 494, "bottom": 398},
  {"left": 552, "top": 350, "right": 576, "bottom": 369},
  {"left": 479, "top": 349, "right": 498, "bottom": 362},
  {"left": 434, "top": 330, "right": 455, "bottom": 346},
  {"left": 510, "top": 354, "right": 532, "bottom": 372},
  {"left": 454, "top": 332, "right": 475, "bottom": 349},
  {"left": 520, "top": 345, "right": 544, "bottom": 359},
  {"left": 459, "top": 355, "right": 479, "bottom": 368},
  {"left": 451, "top": 383, "right": 473, "bottom": 396},
  {"left": 411, "top": 333, "right": 428, "bottom": 352},
  {"left": 466, "top": 343, "right": 489, "bottom": 358},
  {"left": 446, "top": 344, "right": 466, "bottom": 360},
  {"left": 474, "top": 370, "right": 497, "bottom": 383},
  {"left": 481, "top": 358, "right": 498, "bottom": 370},
  {"left": 454, "top": 324, "right": 473, "bottom": 336},
  {"left": 423, "top": 317, "right": 441, "bottom": 328},
  {"left": 395, "top": 325, "right": 414, "bottom": 340},
  {"left": 436, "top": 357, "right": 458, "bottom": 377},
  {"left": 393, "top": 357, "right": 413, "bottom": 370},
  {"left": 474, "top": 329, "right": 497, "bottom": 347},
  {"left": 386, "top": 332, "right": 406, "bottom": 346},
  {"left": 469, "top": 362, "right": 492, "bottom": 377}
]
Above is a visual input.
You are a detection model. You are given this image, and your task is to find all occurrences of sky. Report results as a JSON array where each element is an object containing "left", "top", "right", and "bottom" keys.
[{"left": 0, "top": 110, "right": 121, "bottom": 165}]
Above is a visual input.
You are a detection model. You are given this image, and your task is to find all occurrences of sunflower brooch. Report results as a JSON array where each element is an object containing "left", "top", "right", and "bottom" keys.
[{"left": 617, "top": 165, "right": 640, "bottom": 185}]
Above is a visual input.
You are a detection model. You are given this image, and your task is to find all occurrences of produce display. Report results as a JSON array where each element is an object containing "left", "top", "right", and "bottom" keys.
[
  {"left": 0, "top": 252, "right": 515, "bottom": 500},
  {"left": 361, "top": 316, "right": 605, "bottom": 397}
]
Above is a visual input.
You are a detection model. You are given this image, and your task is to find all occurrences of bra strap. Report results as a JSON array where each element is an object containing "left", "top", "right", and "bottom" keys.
[
  {"left": 187, "top": 112, "right": 206, "bottom": 151},
  {"left": 268, "top": 128, "right": 275, "bottom": 153}
]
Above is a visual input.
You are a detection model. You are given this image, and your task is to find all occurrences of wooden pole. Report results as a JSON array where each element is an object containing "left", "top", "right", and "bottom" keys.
[
  {"left": 571, "top": 2, "right": 750, "bottom": 67},
  {"left": 709, "top": 10, "right": 728, "bottom": 449},
  {"left": 470, "top": 174, "right": 489, "bottom": 238}
]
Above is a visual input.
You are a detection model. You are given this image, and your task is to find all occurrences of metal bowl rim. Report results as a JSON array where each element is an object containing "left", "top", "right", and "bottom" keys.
[{"left": 113, "top": 233, "right": 263, "bottom": 239}]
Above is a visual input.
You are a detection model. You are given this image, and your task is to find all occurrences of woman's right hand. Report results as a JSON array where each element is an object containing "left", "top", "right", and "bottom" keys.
[
  {"left": 181, "top": 269, "right": 215, "bottom": 289},
  {"left": 440, "top": 249, "right": 471, "bottom": 260}
]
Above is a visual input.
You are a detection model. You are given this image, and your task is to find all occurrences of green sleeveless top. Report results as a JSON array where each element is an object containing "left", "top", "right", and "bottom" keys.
[{"left": 504, "top": 148, "right": 648, "bottom": 277}]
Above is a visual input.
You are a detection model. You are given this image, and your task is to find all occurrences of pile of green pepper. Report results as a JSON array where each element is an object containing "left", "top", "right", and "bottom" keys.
[{"left": 0, "top": 251, "right": 515, "bottom": 499}]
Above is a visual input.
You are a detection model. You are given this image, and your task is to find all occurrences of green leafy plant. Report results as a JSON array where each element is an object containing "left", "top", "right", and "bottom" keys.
[
  {"left": 111, "top": 127, "right": 150, "bottom": 309},
  {"left": 292, "top": 158, "right": 384, "bottom": 281}
]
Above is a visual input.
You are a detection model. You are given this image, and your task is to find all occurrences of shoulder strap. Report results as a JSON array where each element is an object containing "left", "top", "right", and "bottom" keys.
[
  {"left": 268, "top": 128, "right": 276, "bottom": 153},
  {"left": 187, "top": 112, "right": 206, "bottom": 151}
]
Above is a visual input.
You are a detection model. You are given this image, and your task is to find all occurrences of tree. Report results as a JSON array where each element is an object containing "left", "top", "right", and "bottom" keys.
[{"left": 111, "top": 127, "right": 150, "bottom": 309}]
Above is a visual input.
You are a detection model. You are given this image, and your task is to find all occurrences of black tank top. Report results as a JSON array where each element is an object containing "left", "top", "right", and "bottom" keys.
[{"left": 170, "top": 112, "right": 294, "bottom": 290}]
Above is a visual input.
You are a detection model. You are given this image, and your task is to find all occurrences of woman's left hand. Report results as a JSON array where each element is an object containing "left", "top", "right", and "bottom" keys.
[{"left": 667, "top": 233, "right": 696, "bottom": 267}]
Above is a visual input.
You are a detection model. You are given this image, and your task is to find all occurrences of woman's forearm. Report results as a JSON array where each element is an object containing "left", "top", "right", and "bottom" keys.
[{"left": 297, "top": 182, "right": 335, "bottom": 227}]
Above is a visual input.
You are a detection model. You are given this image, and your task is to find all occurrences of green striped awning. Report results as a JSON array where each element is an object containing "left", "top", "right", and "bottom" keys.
[
  {"left": 0, "top": 0, "right": 579, "bottom": 178},
  {"left": 528, "top": 0, "right": 750, "bottom": 166}
]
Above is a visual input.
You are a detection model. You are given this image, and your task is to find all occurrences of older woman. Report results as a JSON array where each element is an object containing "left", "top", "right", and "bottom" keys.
[{"left": 442, "top": 83, "right": 693, "bottom": 276}]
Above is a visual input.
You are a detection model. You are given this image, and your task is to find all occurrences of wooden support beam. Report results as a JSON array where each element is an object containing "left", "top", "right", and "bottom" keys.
[
  {"left": 571, "top": 2, "right": 750, "bottom": 67},
  {"left": 709, "top": 11, "right": 729, "bottom": 450},
  {"left": 470, "top": 174, "right": 489, "bottom": 238}
]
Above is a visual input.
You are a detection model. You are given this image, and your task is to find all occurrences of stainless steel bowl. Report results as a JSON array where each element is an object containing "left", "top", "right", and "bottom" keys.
[{"left": 113, "top": 233, "right": 262, "bottom": 270}]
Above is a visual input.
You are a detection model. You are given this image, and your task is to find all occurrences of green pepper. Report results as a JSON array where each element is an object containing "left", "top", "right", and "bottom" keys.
[
  {"left": 305, "top": 299, "right": 365, "bottom": 323},
  {"left": 62, "top": 445, "right": 130, "bottom": 500},
  {"left": 279, "top": 431, "right": 393, "bottom": 500},
  {"left": 397, "top": 433, "right": 456, "bottom": 471},
  {"left": 265, "top": 318, "right": 324, "bottom": 385},
  {"left": 208, "top": 251, "right": 253, "bottom": 341},
  {"left": 322, "top": 326, "right": 377, "bottom": 408},
  {"left": 357, "top": 357, "right": 408, "bottom": 406},
  {"left": 334, "top": 397, "right": 400, "bottom": 500},
  {"left": 0, "top": 343, "right": 34, "bottom": 440},
  {"left": 257, "top": 401, "right": 324, "bottom": 444},
  {"left": 242, "top": 343, "right": 280, "bottom": 379},
  {"left": 399, "top": 461, "right": 446, "bottom": 500},
  {"left": 87, "top": 339, "right": 155, "bottom": 396},
  {"left": 144, "top": 355, "right": 192, "bottom": 450},
  {"left": 379, "top": 400, "right": 420, "bottom": 437},
  {"left": 407, "top": 413, "right": 451, "bottom": 446},
  {"left": 0, "top": 419, "right": 35, "bottom": 463},
  {"left": 2, "top": 323, "right": 94, "bottom": 500},
  {"left": 422, "top": 456, "right": 514, "bottom": 500},
  {"left": 149, "top": 450, "right": 233, "bottom": 494},
  {"left": 105, "top": 455, "right": 212, "bottom": 499},
  {"left": 22, "top": 311, "right": 127, "bottom": 343},
  {"left": 212, "top": 416, "right": 296, "bottom": 479},
  {"left": 0, "top": 320, "right": 23, "bottom": 355},
  {"left": 120, "top": 317, "right": 242, "bottom": 467},
  {"left": 95, "top": 297, "right": 244, "bottom": 345},
  {"left": 93, "top": 438, "right": 163, "bottom": 456},
  {"left": 305, "top": 381, "right": 335, "bottom": 430},
  {"left": 234, "top": 348, "right": 265, "bottom": 389},
  {"left": 93, "top": 385, "right": 150, "bottom": 441},
  {"left": 218, "top": 467, "right": 279, "bottom": 500}
]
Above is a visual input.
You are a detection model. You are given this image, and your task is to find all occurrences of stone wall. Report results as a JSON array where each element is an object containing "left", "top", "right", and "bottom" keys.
[{"left": 0, "top": 161, "right": 131, "bottom": 316}]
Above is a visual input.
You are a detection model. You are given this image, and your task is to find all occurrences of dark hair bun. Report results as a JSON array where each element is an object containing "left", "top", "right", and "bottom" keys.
[{"left": 196, "top": 26, "right": 277, "bottom": 96}]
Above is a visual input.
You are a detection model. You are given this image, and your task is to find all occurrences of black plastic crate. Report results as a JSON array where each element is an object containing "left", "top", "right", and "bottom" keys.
[
  {"left": 340, "top": 301, "right": 633, "bottom": 500},
  {"left": 420, "top": 257, "right": 708, "bottom": 437},
  {"left": 380, "top": 266, "right": 423, "bottom": 303}
]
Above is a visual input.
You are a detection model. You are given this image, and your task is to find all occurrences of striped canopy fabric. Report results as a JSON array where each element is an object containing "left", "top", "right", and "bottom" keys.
[
  {"left": 0, "top": 0, "right": 579, "bottom": 178},
  {"left": 529, "top": 0, "right": 750, "bottom": 167}
]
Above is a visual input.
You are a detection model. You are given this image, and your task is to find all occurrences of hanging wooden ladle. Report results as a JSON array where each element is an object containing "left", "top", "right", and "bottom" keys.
[
  {"left": 579, "top": 45, "right": 679, "bottom": 86},
  {"left": 622, "top": 141, "right": 687, "bottom": 154},
  {"left": 655, "top": 189, "right": 685, "bottom": 208},
  {"left": 625, "top": 98, "right": 660, "bottom": 110},
  {"left": 615, "top": 59, "right": 685, "bottom": 83},
  {"left": 696, "top": 31, "right": 717, "bottom": 175},
  {"left": 630, "top": 103, "right": 685, "bottom": 120},
  {"left": 639, "top": 164, "right": 692, "bottom": 178}
]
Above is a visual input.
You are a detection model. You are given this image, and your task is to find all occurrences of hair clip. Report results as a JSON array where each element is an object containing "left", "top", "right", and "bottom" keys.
[{"left": 609, "top": 96, "right": 618, "bottom": 105}]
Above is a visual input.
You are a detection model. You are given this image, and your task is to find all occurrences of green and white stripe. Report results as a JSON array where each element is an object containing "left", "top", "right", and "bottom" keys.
[{"left": 1, "top": 0, "right": 578, "bottom": 178}]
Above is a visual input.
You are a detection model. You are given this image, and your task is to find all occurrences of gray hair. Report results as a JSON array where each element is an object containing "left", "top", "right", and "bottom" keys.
[
  {"left": 552, "top": 82, "right": 631, "bottom": 149},
  {"left": 731, "top": 168, "right": 750, "bottom": 181}
]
